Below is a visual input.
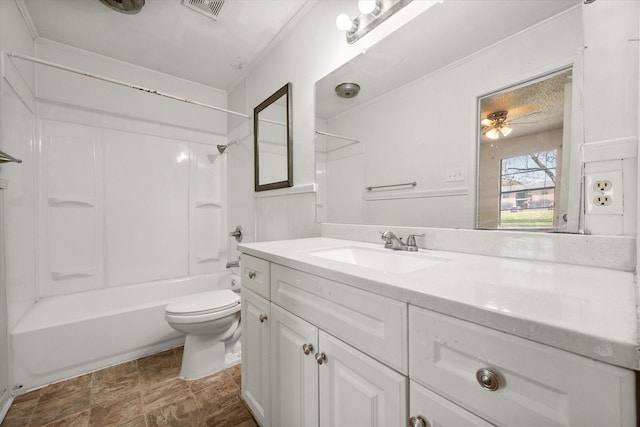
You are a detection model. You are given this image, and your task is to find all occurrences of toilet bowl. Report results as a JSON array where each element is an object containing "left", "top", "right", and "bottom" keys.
[{"left": 165, "top": 289, "right": 241, "bottom": 380}]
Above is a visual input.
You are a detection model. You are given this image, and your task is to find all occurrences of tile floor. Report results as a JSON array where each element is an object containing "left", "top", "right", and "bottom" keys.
[{"left": 0, "top": 347, "right": 257, "bottom": 427}]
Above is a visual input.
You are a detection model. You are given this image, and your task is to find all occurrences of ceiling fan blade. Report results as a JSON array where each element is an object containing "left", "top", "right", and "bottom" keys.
[{"left": 511, "top": 121, "right": 538, "bottom": 125}]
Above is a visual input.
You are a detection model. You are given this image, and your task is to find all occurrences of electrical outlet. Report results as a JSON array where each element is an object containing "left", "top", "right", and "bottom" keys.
[
  {"left": 593, "top": 195, "right": 612, "bottom": 206},
  {"left": 585, "top": 172, "right": 623, "bottom": 215},
  {"left": 593, "top": 180, "right": 612, "bottom": 192}
]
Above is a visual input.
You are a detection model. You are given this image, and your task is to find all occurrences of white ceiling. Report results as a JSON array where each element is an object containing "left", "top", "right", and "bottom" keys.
[{"left": 21, "top": 0, "right": 312, "bottom": 91}]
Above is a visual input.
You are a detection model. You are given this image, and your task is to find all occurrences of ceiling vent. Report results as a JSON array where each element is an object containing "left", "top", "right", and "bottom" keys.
[{"left": 182, "top": 0, "right": 227, "bottom": 20}]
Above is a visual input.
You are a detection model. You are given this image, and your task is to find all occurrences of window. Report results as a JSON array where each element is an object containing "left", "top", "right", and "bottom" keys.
[{"left": 499, "top": 150, "right": 556, "bottom": 228}]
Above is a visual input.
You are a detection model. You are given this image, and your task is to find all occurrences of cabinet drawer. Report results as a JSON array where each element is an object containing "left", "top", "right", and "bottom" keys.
[
  {"left": 410, "top": 380, "right": 493, "bottom": 427},
  {"left": 241, "top": 254, "right": 270, "bottom": 299},
  {"left": 271, "top": 264, "right": 408, "bottom": 374},
  {"left": 409, "top": 306, "right": 636, "bottom": 426}
]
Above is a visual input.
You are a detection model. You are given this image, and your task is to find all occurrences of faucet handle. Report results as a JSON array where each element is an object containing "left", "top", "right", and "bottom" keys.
[{"left": 406, "top": 233, "right": 425, "bottom": 250}]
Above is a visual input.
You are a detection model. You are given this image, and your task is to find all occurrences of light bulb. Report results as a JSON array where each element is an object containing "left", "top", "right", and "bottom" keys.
[
  {"left": 486, "top": 128, "right": 499, "bottom": 140},
  {"left": 500, "top": 126, "right": 513, "bottom": 137},
  {"left": 358, "top": 0, "right": 376, "bottom": 14},
  {"left": 480, "top": 118, "right": 492, "bottom": 127},
  {"left": 336, "top": 13, "right": 354, "bottom": 31}
]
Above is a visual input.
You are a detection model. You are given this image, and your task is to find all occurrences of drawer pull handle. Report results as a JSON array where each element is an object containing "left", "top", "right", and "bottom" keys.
[
  {"left": 409, "top": 416, "right": 428, "bottom": 427},
  {"left": 315, "top": 352, "right": 327, "bottom": 365},
  {"left": 248, "top": 271, "right": 256, "bottom": 279},
  {"left": 476, "top": 368, "right": 500, "bottom": 391},
  {"left": 259, "top": 314, "right": 268, "bottom": 323},
  {"left": 302, "top": 343, "right": 314, "bottom": 355}
]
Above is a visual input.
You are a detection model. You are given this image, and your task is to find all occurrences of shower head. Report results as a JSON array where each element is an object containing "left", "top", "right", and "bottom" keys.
[{"left": 217, "top": 140, "right": 239, "bottom": 154}]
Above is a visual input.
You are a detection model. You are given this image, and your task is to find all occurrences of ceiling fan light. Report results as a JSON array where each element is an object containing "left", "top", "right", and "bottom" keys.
[
  {"left": 486, "top": 128, "right": 499, "bottom": 139},
  {"left": 500, "top": 126, "right": 513, "bottom": 137},
  {"left": 481, "top": 118, "right": 493, "bottom": 127}
]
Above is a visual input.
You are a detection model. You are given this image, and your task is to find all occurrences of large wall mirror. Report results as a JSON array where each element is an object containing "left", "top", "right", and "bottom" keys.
[
  {"left": 314, "top": 0, "right": 582, "bottom": 232},
  {"left": 254, "top": 82, "right": 293, "bottom": 192}
]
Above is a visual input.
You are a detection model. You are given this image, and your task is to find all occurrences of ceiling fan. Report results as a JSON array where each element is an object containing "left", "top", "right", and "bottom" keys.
[{"left": 480, "top": 110, "right": 537, "bottom": 140}]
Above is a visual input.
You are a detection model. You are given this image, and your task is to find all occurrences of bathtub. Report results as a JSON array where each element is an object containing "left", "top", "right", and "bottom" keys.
[{"left": 11, "top": 272, "right": 238, "bottom": 392}]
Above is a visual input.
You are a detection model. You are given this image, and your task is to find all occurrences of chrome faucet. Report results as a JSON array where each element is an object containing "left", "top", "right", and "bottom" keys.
[
  {"left": 380, "top": 231, "right": 424, "bottom": 252},
  {"left": 226, "top": 259, "right": 240, "bottom": 268},
  {"left": 381, "top": 231, "right": 406, "bottom": 250}
]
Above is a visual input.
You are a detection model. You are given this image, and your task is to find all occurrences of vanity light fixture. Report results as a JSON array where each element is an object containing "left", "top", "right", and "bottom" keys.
[
  {"left": 481, "top": 111, "right": 513, "bottom": 140},
  {"left": 336, "top": 0, "right": 414, "bottom": 44}
]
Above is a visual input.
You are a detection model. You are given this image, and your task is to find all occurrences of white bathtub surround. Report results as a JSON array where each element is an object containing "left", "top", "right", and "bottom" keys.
[
  {"left": 11, "top": 272, "right": 236, "bottom": 392},
  {"left": 321, "top": 223, "right": 636, "bottom": 271},
  {"left": 239, "top": 237, "right": 638, "bottom": 370}
]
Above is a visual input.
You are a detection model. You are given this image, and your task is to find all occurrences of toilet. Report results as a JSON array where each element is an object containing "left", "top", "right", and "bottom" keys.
[{"left": 165, "top": 289, "right": 241, "bottom": 380}]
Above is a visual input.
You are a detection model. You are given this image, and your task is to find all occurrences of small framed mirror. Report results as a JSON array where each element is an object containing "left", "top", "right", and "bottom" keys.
[{"left": 254, "top": 82, "right": 293, "bottom": 192}]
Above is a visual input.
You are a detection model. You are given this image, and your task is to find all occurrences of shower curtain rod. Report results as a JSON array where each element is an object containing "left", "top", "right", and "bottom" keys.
[{"left": 3, "top": 51, "right": 251, "bottom": 119}]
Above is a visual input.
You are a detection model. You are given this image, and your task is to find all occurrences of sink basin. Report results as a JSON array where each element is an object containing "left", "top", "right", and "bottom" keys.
[{"left": 306, "top": 246, "right": 450, "bottom": 274}]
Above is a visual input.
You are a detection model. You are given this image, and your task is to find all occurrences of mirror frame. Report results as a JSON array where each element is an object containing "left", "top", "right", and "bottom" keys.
[{"left": 254, "top": 82, "right": 293, "bottom": 192}]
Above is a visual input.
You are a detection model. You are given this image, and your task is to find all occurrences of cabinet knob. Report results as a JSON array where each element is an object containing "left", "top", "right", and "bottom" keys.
[
  {"left": 315, "top": 352, "right": 327, "bottom": 365},
  {"left": 409, "top": 416, "right": 428, "bottom": 427},
  {"left": 259, "top": 314, "right": 268, "bottom": 323},
  {"left": 476, "top": 368, "right": 500, "bottom": 391},
  {"left": 248, "top": 271, "right": 256, "bottom": 279},
  {"left": 302, "top": 343, "right": 314, "bottom": 355}
]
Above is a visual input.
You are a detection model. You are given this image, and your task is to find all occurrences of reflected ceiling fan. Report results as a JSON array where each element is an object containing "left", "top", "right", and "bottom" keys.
[{"left": 480, "top": 110, "right": 537, "bottom": 139}]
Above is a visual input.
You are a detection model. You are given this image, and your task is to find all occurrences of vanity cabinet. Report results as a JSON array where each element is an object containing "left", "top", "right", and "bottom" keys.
[
  {"left": 241, "top": 254, "right": 270, "bottom": 299},
  {"left": 242, "top": 258, "right": 408, "bottom": 427},
  {"left": 241, "top": 288, "right": 271, "bottom": 427},
  {"left": 409, "top": 306, "right": 637, "bottom": 426},
  {"left": 242, "top": 251, "right": 637, "bottom": 427},
  {"left": 270, "top": 263, "right": 408, "bottom": 374},
  {"left": 318, "top": 330, "right": 407, "bottom": 426},
  {"left": 270, "top": 304, "right": 318, "bottom": 426},
  {"left": 409, "top": 380, "right": 493, "bottom": 426},
  {"left": 270, "top": 304, "right": 407, "bottom": 426}
]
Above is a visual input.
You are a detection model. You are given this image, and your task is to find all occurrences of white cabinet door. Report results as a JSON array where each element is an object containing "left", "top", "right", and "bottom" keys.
[
  {"left": 318, "top": 331, "right": 407, "bottom": 427},
  {"left": 241, "top": 289, "right": 271, "bottom": 427},
  {"left": 270, "top": 304, "right": 319, "bottom": 427},
  {"left": 410, "top": 380, "right": 493, "bottom": 427}
]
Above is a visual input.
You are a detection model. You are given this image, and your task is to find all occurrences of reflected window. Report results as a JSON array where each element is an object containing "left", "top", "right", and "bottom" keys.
[
  {"left": 499, "top": 150, "right": 556, "bottom": 228},
  {"left": 477, "top": 68, "right": 572, "bottom": 230}
]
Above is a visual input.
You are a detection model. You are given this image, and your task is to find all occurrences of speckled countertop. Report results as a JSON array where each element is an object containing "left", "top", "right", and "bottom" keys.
[{"left": 239, "top": 237, "right": 639, "bottom": 371}]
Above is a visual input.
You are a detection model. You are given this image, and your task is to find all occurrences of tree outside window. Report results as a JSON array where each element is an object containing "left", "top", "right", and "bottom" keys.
[{"left": 499, "top": 150, "right": 556, "bottom": 228}]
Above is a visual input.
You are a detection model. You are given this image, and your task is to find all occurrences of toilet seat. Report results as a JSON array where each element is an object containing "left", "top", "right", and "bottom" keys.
[{"left": 165, "top": 290, "right": 240, "bottom": 321}]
